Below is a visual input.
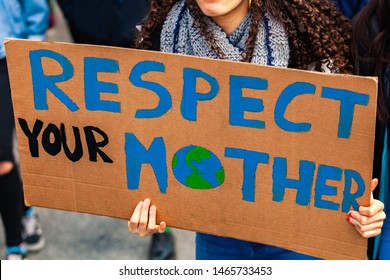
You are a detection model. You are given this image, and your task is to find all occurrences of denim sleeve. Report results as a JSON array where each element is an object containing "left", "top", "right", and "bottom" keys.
[{"left": 21, "top": 0, "right": 49, "bottom": 40}]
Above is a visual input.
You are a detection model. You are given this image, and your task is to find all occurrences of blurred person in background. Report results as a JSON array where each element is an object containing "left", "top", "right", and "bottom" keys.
[{"left": 0, "top": 0, "right": 48, "bottom": 260}]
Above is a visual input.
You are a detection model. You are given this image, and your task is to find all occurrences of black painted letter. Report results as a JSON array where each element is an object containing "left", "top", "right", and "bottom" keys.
[
  {"left": 18, "top": 118, "right": 43, "bottom": 157},
  {"left": 83, "top": 126, "right": 113, "bottom": 163}
]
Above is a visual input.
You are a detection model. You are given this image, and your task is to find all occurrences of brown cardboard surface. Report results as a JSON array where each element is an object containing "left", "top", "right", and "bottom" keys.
[{"left": 5, "top": 39, "right": 378, "bottom": 259}]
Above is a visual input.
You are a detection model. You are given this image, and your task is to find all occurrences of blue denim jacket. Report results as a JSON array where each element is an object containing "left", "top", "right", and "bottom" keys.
[{"left": 0, "top": 0, "right": 49, "bottom": 59}]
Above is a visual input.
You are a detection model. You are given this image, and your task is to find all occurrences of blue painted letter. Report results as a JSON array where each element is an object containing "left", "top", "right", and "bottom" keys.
[
  {"left": 272, "top": 157, "right": 315, "bottom": 206},
  {"left": 342, "top": 170, "right": 365, "bottom": 212},
  {"left": 321, "top": 87, "right": 370, "bottom": 138},
  {"left": 225, "top": 148, "right": 269, "bottom": 202},
  {"left": 275, "top": 82, "right": 316, "bottom": 132},
  {"left": 229, "top": 75, "right": 268, "bottom": 129},
  {"left": 125, "top": 133, "right": 168, "bottom": 194},
  {"left": 84, "top": 57, "right": 120, "bottom": 112},
  {"left": 314, "top": 165, "right": 342, "bottom": 211},
  {"left": 29, "top": 50, "right": 78, "bottom": 111},
  {"left": 182, "top": 68, "right": 219, "bottom": 121},
  {"left": 129, "top": 61, "right": 172, "bottom": 118}
]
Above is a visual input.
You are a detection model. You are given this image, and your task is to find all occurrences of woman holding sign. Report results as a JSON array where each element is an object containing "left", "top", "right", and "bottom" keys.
[
  {"left": 352, "top": 0, "right": 390, "bottom": 260},
  {"left": 128, "top": 0, "right": 386, "bottom": 259}
]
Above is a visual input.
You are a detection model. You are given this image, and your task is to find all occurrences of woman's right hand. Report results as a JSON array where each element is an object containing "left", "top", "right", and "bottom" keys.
[{"left": 128, "top": 199, "right": 166, "bottom": 237}]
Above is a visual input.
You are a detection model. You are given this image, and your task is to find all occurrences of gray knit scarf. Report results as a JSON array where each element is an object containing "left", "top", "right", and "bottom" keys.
[{"left": 161, "top": 0, "right": 290, "bottom": 67}]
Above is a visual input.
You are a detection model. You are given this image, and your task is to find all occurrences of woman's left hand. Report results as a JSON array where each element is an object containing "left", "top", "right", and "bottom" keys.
[{"left": 347, "top": 179, "right": 386, "bottom": 238}]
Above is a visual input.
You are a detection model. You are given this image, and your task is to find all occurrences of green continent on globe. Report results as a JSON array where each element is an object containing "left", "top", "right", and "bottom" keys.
[
  {"left": 185, "top": 146, "right": 213, "bottom": 189},
  {"left": 172, "top": 154, "right": 179, "bottom": 169},
  {"left": 216, "top": 169, "right": 225, "bottom": 184}
]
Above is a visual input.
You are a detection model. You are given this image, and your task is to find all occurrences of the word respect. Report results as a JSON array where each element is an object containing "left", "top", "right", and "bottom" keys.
[{"left": 29, "top": 50, "right": 369, "bottom": 139}]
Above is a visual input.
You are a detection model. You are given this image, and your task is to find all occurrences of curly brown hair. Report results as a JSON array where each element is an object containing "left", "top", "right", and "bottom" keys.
[{"left": 135, "top": 0, "right": 352, "bottom": 73}]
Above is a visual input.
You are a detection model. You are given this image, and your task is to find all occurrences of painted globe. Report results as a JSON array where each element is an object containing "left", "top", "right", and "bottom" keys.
[{"left": 172, "top": 145, "right": 225, "bottom": 189}]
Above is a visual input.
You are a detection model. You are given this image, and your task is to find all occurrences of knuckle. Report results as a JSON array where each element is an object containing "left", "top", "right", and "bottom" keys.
[
  {"left": 139, "top": 221, "right": 147, "bottom": 228},
  {"left": 361, "top": 231, "right": 370, "bottom": 238},
  {"left": 128, "top": 224, "right": 135, "bottom": 233},
  {"left": 147, "top": 226, "right": 155, "bottom": 233},
  {"left": 128, "top": 221, "right": 137, "bottom": 230},
  {"left": 360, "top": 216, "right": 368, "bottom": 225},
  {"left": 367, "top": 209, "right": 375, "bottom": 217}
]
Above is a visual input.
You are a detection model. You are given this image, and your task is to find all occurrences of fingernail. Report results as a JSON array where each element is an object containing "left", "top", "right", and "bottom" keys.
[
  {"left": 144, "top": 199, "right": 150, "bottom": 205},
  {"left": 348, "top": 212, "right": 353, "bottom": 218},
  {"left": 346, "top": 216, "right": 351, "bottom": 222}
]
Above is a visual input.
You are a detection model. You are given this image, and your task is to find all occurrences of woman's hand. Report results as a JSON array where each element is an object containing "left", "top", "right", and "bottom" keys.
[
  {"left": 128, "top": 199, "right": 166, "bottom": 237},
  {"left": 347, "top": 179, "right": 386, "bottom": 238}
]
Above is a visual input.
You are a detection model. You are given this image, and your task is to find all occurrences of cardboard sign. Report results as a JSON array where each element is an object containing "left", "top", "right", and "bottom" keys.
[{"left": 5, "top": 39, "right": 378, "bottom": 259}]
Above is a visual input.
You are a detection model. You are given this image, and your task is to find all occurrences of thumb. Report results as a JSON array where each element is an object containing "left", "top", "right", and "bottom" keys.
[
  {"left": 369, "top": 179, "right": 378, "bottom": 204},
  {"left": 370, "top": 178, "right": 378, "bottom": 192}
]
